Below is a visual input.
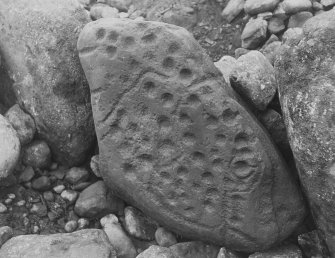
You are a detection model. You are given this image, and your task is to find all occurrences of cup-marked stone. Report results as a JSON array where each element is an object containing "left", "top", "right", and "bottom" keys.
[{"left": 78, "top": 18, "right": 306, "bottom": 252}]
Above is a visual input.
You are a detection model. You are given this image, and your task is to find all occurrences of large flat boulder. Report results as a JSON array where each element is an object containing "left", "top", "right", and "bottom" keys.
[
  {"left": 275, "top": 9, "right": 335, "bottom": 255},
  {"left": 0, "top": 229, "right": 116, "bottom": 258},
  {"left": 78, "top": 18, "right": 306, "bottom": 252},
  {"left": 0, "top": 0, "right": 95, "bottom": 166}
]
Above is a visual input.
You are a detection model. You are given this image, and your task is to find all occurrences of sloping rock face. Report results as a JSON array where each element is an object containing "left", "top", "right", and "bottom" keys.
[
  {"left": 78, "top": 18, "right": 306, "bottom": 252},
  {"left": 275, "top": 9, "right": 335, "bottom": 255},
  {"left": 0, "top": 0, "right": 95, "bottom": 166},
  {"left": 0, "top": 229, "right": 116, "bottom": 258}
]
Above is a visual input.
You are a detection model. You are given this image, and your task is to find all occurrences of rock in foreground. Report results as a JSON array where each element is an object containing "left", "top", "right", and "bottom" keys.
[
  {"left": 0, "top": 0, "right": 95, "bottom": 166},
  {"left": 0, "top": 229, "right": 116, "bottom": 258},
  {"left": 275, "top": 9, "right": 335, "bottom": 255},
  {"left": 78, "top": 18, "right": 306, "bottom": 252}
]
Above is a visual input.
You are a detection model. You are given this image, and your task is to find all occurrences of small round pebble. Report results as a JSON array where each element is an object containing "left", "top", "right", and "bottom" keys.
[
  {"left": 32, "top": 176, "right": 51, "bottom": 191},
  {"left": 4, "top": 199, "right": 12, "bottom": 205},
  {"left": 77, "top": 218, "right": 90, "bottom": 230},
  {"left": 16, "top": 200, "right": 26, "bottom": 207},
  {"left": 8, "top": 193, "right": 15, "bottom": 199},
  {"left": 43, "top": 191, "right": 54, "bottom": 202},
  {"left": 53, "top": 185, "right": 65, "bottom": 194},
  {"left": 32, "top": 225, "right": 40, "bottom": 234},
  {"left": 65, "top": 167, "right": 90, "bottom": 185},
  {"left": 61, "top": 190, "right": 79, "bottom": 204},
  {"left": 155, "top": 227, "right": 178, "bottom": 247},
  {"left": 0, "top": 203, "right": 7, "bottom": 213},
  {"left": 64, "top": 220, "right": 78, "bottom": 233},
  {"left": 50, "top": 162, "right": 58, "bottom": 170}
]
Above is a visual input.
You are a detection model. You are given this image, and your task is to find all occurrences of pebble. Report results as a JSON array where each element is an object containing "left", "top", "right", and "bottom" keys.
[
  {"left": 90, "top": 3, "right": 119, "bottom": 20},
  {"left": 214, "top": 55, "right": 238, "bottom": 85},
  {"left": 16, "top": 200, "right": 26, "bottom": 207},
  {"left": 77, "top": 218, "right": 90, "bottom": 230},
  {"left": 155, "top": 227, "right": 177, "bottom": 247},
  {"left": 4, "top": 199, "right": 12, "bottom": 205},
  {"left": 32, "top": 225, "right": 40, "bottom": 234},
  {"left": 281, "top": 0, "right": 312, "bottom": 14},
  {"left": 119, "top": 12, "right": 129, "bottom": 18},
  {"left": 268, "top": 16, "right": 286, "bottom": 34},
  {"left": 49, "top": 162, "right": 58, "bottom": 171},
  {"left": 30, "top": 203, "right": 48, "bottom": 217},
  {"left": 90, "top": 155, "right": 101, "bottom": 178},
  {"left": 43, "top": 191, "right": 54, "bottom": 202},
  {"left": 8, "top": 193, "right": 15, "bottom": 199},
  {"left": 0, "top": 226, "right": 13, "bottom": 247},
  {"left": 19, "top": 166, "right": 35, "bottom": 183},
  {"left": 221, "top": 0, "right": 245, "bottom": 23},
  {"left": 61, "top": 190, "right": 79, "bottom": 204},
  {"left": 53, "top": 184, "right": 65, "bottom": 194},
  {"left": 72, "top": 181, "right": 91, "bottom": 191},
  {"left": 65, "top": 167, "right": 90, "bottom": 185},
  {"left": 22, "top": 140, "right": 51, "bottom": 169},
  {"left": 217, "top": 247, "right": 241, "bottom": 258},
  {"left": 288, "top": 11, "right": 313, "bottom": 28},
  {"left": 64, "top": 220, "right": 78, "bottom": 233},
  {"left": 32, "top": 176, "right": 51, "bottom": 191},
  {"left": 321, "top": 0, "right": 335, "bottom": 7},
  {"left": 241, "top": 17, "right": 268, "bottom": 49},
  {"left": 0, "top": 203, "right": 7, "bottom": 213}
]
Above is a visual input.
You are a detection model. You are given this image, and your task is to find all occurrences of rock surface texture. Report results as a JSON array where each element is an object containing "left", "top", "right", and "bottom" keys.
[
  {"left": 78, "top": 18, "right": 306, "bottom": 252},
  {"left": 0, "top": 229, "right": 117, "bottom": 258},
  {"left": 275, "top": 9, "right": 335, "bottom": 256},
  {"left": 0, "top": 0, "right": 95, "bottom": 166}
]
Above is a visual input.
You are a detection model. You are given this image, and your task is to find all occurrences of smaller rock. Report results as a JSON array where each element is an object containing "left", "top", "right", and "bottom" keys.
[
  {"left": 288, "top": 11, "right": 313, "bottom": 28},
  {"left": 32, "top": 225, "right": 40, "bottom": 234},
  {"left": 74, "top": 180, "right": 124, "bottom": 218},
  {"left": 321, "top": 0, "right": 335, "bottom": 8},
  {"left": 230, "top": 51, "right": 277, "bottom": 110},
  {"left": 282, "top": 27, "right": 304, "bottom": 46},
  {"left": 90, "top": 155, "right": 101, "bottom": 178},
  {"left": 217, "top": 247, "right": 241, "bottom": 258},
  {"left": 22, "top": 140, "right": 51, "bottom": 169},
  {"left": 65, "top": 220, "right": 78, "bottom": 233},
  {"left": 214, "top": 56, "right": 237, "bottom": 86},
  {"left": 30, "top": 203, "right": 48, "bottom": 217},
  {"left": 136, "top": 245, "right": 176, "bottom": 258},
  {"left": 313, "top": 2, "right": 324, "bottom": 11},
  {"left": 101, "top": 214, "right": 137, "bottom": 258},
  {"left": 61, "top": 190, "right": 79, "bottom": 205},
  {"left": 0, "top": 226, "right": 13, "bottom": 248},
  {"left": 5, "top": 104, "right": 36, "bottom": 145},
  {"left": 244, "top": 0, "right": 280, "bottom": 15},
  {"left": 273, "top": 3, "right": 287, "bottom": 18},
  {"left": 53, "top": 184, "right": 66, "bottom": 194},
  {"left": 31, "top": 176, "right": 51, "bottom": 191},
  {"left": 241, "top": 18, "right": 268, "bottom": 49},
  {"left": 234, "top": 48, "right": 251, "bottom": 58},
  {"left": 281, "top": 0, "right": 312, "bottom": 14},
  {"left": 7, "top": 194, "right": 15, "bottom": 200},
  {"left": 0, "top": 203, "right": 7, "bottom": 213},
  {"left": 298, "top": 230, "right": 330, "bottom": 258},
  {"left": 49, "top": 162, "right": 58, "bottom": 171},
  {"left": 65, "top": 167, "right": 90, "bottom": 184},
  {"left": 90, "top": 3, "right": 119, "bottom": 20},
  {"left": 72, "top": 181, "right": 92, "bottom": 191},
  {"left": 19, "top": 166, "right": 35, "bottom": 183},
  {"left": 257, "top": 12, "right": 273, "bottom": 20},
  {"left": 97, "top": 0, "right": 130, "bottom": 12},
  {"left": 155, "top": 227, "right": 177, "bottom": 248},
  {"left": 268, "top": 16, "right": 286, "bottom": 34},
  {"left": 221, "top": 0, "right": 245, "bottom": 23},
  {"left": 49, "top": 167, "right": 66, "bottom": 180},
  {"left": 169, "top": 241, "right": 220, "bottom": 258},
  {"left": 78, "top": 218, "right": 90, "bottom": 230},
  {"left": 4, "top": 199, "right": 12, "bottom": 205},
  {"left": 16, "top": 200, "right": 26, "bottom": 207},
  {"left": 43, "top": 191, "right": 54, "bottom": 202},
  {"left": 124, "top": 206, "right": 158, "bottom": 241},
  {"left": 119, "top": 12, "right": 129, "bottom": 18},
  {"left": 261, "top": 40, "right": 282, "bottom": 65},
  {"left": 249, "top": 244, "right": 303, "bottom": 257}
]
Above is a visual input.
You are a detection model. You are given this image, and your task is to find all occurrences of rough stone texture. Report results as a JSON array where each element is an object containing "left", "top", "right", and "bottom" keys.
[
  {"left": 217, "top": 247, "right": 242, "bottom": 258},
  {"left": 281, "top": 0, "right": 312, "bottom": 14},
  {"left": 288, "top": 12, "right": 313, "bottom": 28},
  {"left": 0, "top": 229, "right": 117, "bottom": 258},
  {"left": 155, "top": 227, "right": 178, "bottom": 247},
  {"left": 78, "top": 18, "right": 306, "bottom": 252},
  {"left": 214, "top": 56, "right": 237, "bottom": 86},
  {"left": 230, "top": 51, "right": 277, "bottom": 110},
  {"left": 65, "top": 167, "right": 90, "bottom": 184},
  {"left": 268, "top": 17, "right": 286, "bottom": 34},
  {"left": 22, "top": 140, "right": 51, "bottom": 169},
  {"left": 0, "top": 226, "right": 13, "bottom": 248},
  {"left": 244, "top": 0, "right": 280, "bottom": 15},
  {"left": 5, "top": 104, "right": 36, "bottom": 145},
  {"left": 321, "top": 0, "right": 335, "bottom": 7},
  {"left": 0, "top": 115, "right": 20, "bottom": 184},
  {"left": 136, "top": 245, "right": 176, "bottom": 258},
  {"left": 74, "top": 180, "right": 124, "bottom": 218},
  {"left": 275, "top": 9, "right": 335, "bottom": 255},
  {"left": 97, "top": 0, "right": 131, "bottom": 12},
  {"left": 101, "top": 214, "right": 137, "bottom": 258},
  {"left": 260, "top": 41, "right": 282, "bottom": 65},
  {"left": 221, "top": 0, "right": 245, "bottom": 23},
  {"left": 90, "top": 154, "right": 102, "bottom": 177},
  {"left": 169, "top": 241, "right": 219, "bottom": 258},
  {"left": 249, "top": 244, "right": 303, "bottom": 258},
  {"left": 298, "top": 230, "right": 330, "bottom": 258},
  {"left": 90, "top": 3, "right": 120, "bottom": 20},
  {"left": 241, "top": 18, "right": 268, "bottom": 49},
  {"left": 0, "top": 0, "right": 95, "bottom": 166},
  {"left": 282, "top": 28, "right": 303, "bottom": 46}
]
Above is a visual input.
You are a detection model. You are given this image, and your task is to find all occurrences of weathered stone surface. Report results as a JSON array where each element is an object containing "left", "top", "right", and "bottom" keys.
[
  {"left": 22, "top": 140, "right": 51, "bottom": 169},
  {"left": 281, "top": 0, "right": 312, "bottom": 14},
  {"left": 0, "top": 229, "right": 117, "bottom": 258},
  {"left": 321, "top": 0, "right": 335, "bottom": 7},
  {"left": 0, "top": 0, "right": 95, "bottom": 166},
  {"left": 241, "top": 18, "right": 268, "bottom": 49},
  {"left": 275, "top": 9, "right": 335, "bottom": 255},
  {"left": 90, "top": 3, "right": 120, "bottom": 20},
  {"left": 0, "top": 226, "right": 13, "bottom": 248},
  {"left": 245, "top": 0, "right": 280, "bottom": 15},
  {"left": 298, "top": 230, "right": 330, "bottom": 258},
  {"left": 261, "top": 41, "right": 282, "bottom": 65},
  {"left": 78, "top": 18, "right": 306, "bottom": 252},
  {"left": 221, "top": 0, "right": 245, "bottom": 23},
  {"left": 288, "top": 11, "right": 313, "bottom": 28},
  {"left": 230, "top": 51, "right": 277, "bottom": 110},
  {"left": 155, "top": 227, "right": 177, "bottom": 247},
  {"left": 97, "top": 0, "right": 131, "bottom": 12},
  {"left": 217, "top": 247, "right": 242, "bottom": 258},
  {"left": 5, "top": 104, "right": 36, "bottom": 145},
  {"left": 268, "top": 17, "right": 286, "bottom": 34},
  {"left": 74, "top": 180, "right": 124, "bottom": 218},
  {"left": 0, "top": 115, "right": 20, "bottom": 184},
  {"left": 169, "top": 241, "right": 219, "bottom": 258},
  {"left": 214, "top": 56, "right": 237, "bottom": 86},
  {"left": 249, "top": 244, "right": 303, "bottom": 258},
  {"left": 136, "top": 245, "right": 176, "bottom": 258}
]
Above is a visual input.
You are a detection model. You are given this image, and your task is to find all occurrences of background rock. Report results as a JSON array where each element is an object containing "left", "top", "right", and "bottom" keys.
[{"left": 0, "top": 0, "right": 95, "bottom": 166}]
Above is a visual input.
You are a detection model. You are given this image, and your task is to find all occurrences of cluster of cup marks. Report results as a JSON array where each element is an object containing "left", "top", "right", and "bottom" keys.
[{"left": 93, "top": 24, "right": 262, "bottom": 223}]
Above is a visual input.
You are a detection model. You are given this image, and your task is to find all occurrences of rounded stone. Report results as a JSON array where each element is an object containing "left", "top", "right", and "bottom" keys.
[
  {"left": 61, "top": 190, "right": 79, "bottom": 204},
  {"left": 0, "top": 115, "right": 20, "bottom": 184},
  {"left": 65, "top": 167, "right": 90, "bottom": 184},
  {"left": 22, "top": 140, "right": 51, "bottom": 169},
  {"left": 64, "top": 220, "right": 78, "bottom": 233},
  {"left": 155, "top": 227, "right": 177, "bottom": 247},
  {"left": 31, "top": 176, "right": 51, "bottom": 191}
]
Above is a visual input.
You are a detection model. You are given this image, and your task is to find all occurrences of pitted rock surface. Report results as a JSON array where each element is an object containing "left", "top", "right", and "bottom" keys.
[
  {"left": 275, "top": 9, "right": 335, "bottom": 255},
  {"left": 78, "top": 18, "right": 306, "bottom": 252},
  {"left": 0, "top": 0, "right": 95, "bottom": 166}
]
